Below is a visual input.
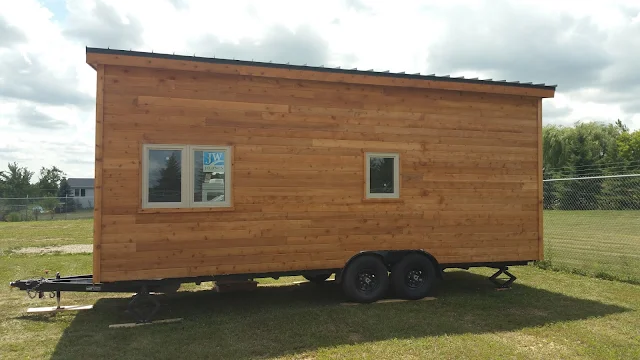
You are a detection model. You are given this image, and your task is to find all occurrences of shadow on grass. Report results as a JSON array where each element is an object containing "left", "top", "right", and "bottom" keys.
[{"left": 47, "top": 270, "right": 630, "bottom": 360}]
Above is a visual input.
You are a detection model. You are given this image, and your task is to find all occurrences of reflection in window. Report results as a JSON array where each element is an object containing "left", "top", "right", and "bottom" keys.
[
  {"left": 193, "top": 150, "right": 226, "bottom": 204},
  {"left": 148, "top": 149, "right": 182, "bottom": 203},
  {"left": 369, "top": 157, "right": 395, "bottom": 194},
  {"left": 366, "top": 152, "right": 399, "bottom": 199}
]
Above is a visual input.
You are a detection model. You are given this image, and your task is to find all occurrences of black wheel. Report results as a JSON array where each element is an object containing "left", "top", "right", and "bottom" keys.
[
  {"left": 390, "top": 253, "right": 436, "bottom": 300},
  {"left": 304, "top": 273, "right": 332, "bottom": 284},
  {"left": 341, "top": 255, "right": 389, "bottom": 303}
]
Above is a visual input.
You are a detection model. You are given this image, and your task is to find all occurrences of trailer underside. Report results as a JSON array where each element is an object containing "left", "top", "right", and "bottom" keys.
[{"left": 10, "top": 259, "right": 524, "bottom": 323}]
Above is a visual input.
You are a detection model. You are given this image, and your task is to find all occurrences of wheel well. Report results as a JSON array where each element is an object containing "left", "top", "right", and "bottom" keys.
[{"left": 337, "top": 250, "right": 443, "bottom": 282}]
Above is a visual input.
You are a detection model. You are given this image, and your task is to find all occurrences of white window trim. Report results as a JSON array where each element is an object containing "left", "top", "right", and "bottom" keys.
[
  {"left": 365, "top": 152, "right": 400, "bottom": 199},
  {"left": 141, "top": 144, "right": 232, "bottom": 209}
]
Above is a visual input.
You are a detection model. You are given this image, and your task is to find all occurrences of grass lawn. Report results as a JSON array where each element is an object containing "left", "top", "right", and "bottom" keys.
[
  {"left": 0, "top": 219, "right": 93, "bottom": 255},
  {"left": 1, "top": 218, "right": 639, "bottom": 359},
  {"left": 543, "top": 210, "right": 640, "bottom": 283},
  {"left": 2, "top": 253, "right": 639, "bottom": 359}
]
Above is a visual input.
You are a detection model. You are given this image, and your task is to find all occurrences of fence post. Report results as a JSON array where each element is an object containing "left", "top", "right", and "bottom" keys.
[{"left": 65, "top": 194, "right": 68, "bottom": 220}]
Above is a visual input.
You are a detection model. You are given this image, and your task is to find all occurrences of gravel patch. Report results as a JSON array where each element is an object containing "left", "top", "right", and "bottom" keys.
[{"left": 14, "top": 244, "right": 93, "bottom": 254}]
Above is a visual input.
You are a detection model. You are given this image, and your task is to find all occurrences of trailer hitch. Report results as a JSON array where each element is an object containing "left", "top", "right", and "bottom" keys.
[{"left": 21, "top": 272, "right": 62, "bottom": 308}]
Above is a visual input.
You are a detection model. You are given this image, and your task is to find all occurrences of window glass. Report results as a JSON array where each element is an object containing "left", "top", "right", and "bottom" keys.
[
  {"left": 193, "top": 149, "right": 226, "bottom": 204},
  {"left": 369, "top": 156, "right": 395, "bottom": 194},
  {"left": 81, "top": 189, "right": 86, "bottom": 197},
  {"left": 147, "top": 149, "right": 182, "bottom": 203},
  {"left": 74, "top": 188, "right": 79, "bottom": 196}
]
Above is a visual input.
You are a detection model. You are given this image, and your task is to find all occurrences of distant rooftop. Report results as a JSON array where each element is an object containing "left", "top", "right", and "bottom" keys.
[
  {"left": 86, "top": 47, "right": 557, "bottom": 91},
  {"left": 68, "top": 178, "right": 94, "bottom": 188}
]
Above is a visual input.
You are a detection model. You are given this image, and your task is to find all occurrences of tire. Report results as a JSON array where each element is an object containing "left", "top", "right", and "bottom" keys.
[
  {"left": 303, "top": 273, "right": 332, "bottom": 284},
  {"left": 390, "top": 253, "right": 436, "bottom": 300},
  {"left": 341, "top": 255, "right": 390, "bottom": 303}
]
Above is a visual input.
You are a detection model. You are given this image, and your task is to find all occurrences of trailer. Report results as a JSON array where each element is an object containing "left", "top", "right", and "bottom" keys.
[{"left": 10, "top": 47, "right": 556, "bottom": 322}]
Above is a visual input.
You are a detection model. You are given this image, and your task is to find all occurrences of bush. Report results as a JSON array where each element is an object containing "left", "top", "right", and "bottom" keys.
[{"left": 6, "top": 212, "right": 23, "bottom": 222}]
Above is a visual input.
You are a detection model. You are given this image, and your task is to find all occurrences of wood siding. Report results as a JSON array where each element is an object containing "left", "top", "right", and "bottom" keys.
[
  {"left": 93, "top": 64, "right": 105, "bottom": 283},
  {"left": 98, "top": 64, "right": 542, "bottom": 282}
]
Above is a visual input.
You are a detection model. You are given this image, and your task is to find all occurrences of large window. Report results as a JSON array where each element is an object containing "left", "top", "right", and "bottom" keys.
[
  {"left": 365, "top": 152, "right": 400, "bottom": 199},
  {"left": 142, "top": 144, "right": 232, "bottom": 209}
]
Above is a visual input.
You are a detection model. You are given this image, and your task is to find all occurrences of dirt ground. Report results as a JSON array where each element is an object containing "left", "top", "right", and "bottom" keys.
[{"left": 13, "top": 244, "right": 93, "bottom": 255}]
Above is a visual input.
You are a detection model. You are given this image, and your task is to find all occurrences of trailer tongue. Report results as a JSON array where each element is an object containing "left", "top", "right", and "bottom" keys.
[
  {"left": 9, "top": 268, "right": 349, "bottom": 323},
  {"left": 9, "top": 272, "right": 210, "bottom": 323}
]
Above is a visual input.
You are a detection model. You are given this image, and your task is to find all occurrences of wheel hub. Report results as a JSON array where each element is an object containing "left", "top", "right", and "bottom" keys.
[
  {"left": 406, "top": 269, "right": 424, "bottom": 288},
  {"left": 357, "top": 270, "right": 379, "bottom": 293}
]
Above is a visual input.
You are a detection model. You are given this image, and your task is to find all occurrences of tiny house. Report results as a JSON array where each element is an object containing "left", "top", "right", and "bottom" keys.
[{"left": 85, "top": 47, "right": 555, "bottom": 303}]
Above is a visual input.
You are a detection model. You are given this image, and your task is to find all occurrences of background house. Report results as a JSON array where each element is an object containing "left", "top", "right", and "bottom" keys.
[{"left": 68, "top": 178, "right": 94, "bottom": 209}]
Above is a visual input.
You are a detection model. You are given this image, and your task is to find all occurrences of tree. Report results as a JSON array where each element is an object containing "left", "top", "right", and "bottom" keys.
[
  {"left": 37, "top": 166, "right": 65, "bottom": 196},
  {"left": 57, "top": 177, "right": 75, "bottom": 212},
  {"left": 58, "top": 177, "right": 72, "bottom": 198},
  {"left": 541, "top": 120, "right": 640, "bottom": 210},
  {"left": 617, "top": 130, "right": 640, "bottom": 166},
  {"left": 151, "top": 152, "right": 182, "bottom": 202},
  {"left": 0, "top": 162, "right": 35, "bottom": 197}
]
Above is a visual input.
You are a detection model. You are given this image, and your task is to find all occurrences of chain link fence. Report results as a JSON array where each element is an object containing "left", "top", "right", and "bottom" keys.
[
  {"left": 0, "top": 196, "right": 94, "bottom": 221},
  {"left": 542, "top": 174, "right": 640, "bottom": 284}
]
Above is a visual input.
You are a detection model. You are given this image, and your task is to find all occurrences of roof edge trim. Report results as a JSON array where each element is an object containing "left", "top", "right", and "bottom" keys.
[{"left": 86, "top": 47, "right": 557, "bottom": 97}]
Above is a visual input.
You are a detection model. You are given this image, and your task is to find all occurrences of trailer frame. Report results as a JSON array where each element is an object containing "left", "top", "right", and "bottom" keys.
[{"left": 10, "top": 259, "right": 522, "bottom": 323}]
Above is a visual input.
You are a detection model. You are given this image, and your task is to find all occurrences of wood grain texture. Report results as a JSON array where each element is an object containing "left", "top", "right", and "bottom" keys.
[
  {"left": 93, "top": 64, "right": 105, "bottom": 283},
  {"left": 93, "top": 63, "right": 548, "bottom": 282},
  {"left": 537, "top": 99, "right": 544, "bottom": 261}
]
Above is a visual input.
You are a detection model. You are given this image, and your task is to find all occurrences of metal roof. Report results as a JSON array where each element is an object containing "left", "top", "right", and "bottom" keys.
[
  {"left": 67, "top": 178, "right": 94, "bottom": 188},
  {"left": 86, "top": 47, "right": 557, "bottom": 91}
]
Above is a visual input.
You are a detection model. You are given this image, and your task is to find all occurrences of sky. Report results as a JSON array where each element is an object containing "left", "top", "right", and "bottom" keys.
[{"left": 0, "top": 0, "right": 639, "bottom": 179}]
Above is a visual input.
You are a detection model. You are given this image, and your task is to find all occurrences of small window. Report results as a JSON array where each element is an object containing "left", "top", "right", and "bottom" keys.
[
  {"left": 74, "top": 188, "right": 79, "bottom": 196},
  {"left": 365, "top": 152, "right": 400, "bottom": 199},
  {"left": 142, "top": 144, "right": 232, "bottom": 209},
  {"left": 81, "top": 189, "right": 86, "bottom": 197}
]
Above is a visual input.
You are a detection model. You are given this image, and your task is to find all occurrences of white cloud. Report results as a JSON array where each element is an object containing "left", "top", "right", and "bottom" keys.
[{"left": 0, "top": 0, "right": 639, "bottom": 179}]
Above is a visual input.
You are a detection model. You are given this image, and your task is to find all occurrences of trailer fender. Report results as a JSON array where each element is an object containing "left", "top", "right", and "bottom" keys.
[{"left": 336, "top": 249, "right": 443, "bottom": 283}]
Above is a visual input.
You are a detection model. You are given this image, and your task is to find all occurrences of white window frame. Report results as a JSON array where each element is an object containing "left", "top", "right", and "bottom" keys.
[
  {"left": 365, "top": 152, "right": 400, "bottom": 199},
  {"left": 141, "top": 144, "right": 232, "bottom": 209}
]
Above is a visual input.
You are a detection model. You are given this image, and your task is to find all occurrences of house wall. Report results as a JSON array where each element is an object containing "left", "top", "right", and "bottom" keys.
[
  {"left": 97, "top": 64, "right": 542, "bottom": 282},
  {"left": 70, "top": 188, "right": 95, "bottom": 209}
]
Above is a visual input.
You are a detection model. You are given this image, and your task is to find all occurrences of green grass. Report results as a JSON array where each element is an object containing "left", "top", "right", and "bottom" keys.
[
  {"left": 1, "top": 218, "right": 640, "bottom": 359},
  {"left": 0, "top": 219, "right": 93, "bottom": 254},
  {"left": 1, "top": 253, "right": 639, "bottom": 359},
  {"left": 47, "top": 210, "right": 94, "bottom": 221},
  {"left": 543, "top": 210, "right": 640, "bottom": 284}
]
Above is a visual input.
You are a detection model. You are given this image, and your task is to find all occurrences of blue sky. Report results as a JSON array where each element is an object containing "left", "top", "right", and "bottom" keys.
[{"left": 40, "top": 0, "right": 67, "bottom": 22}]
